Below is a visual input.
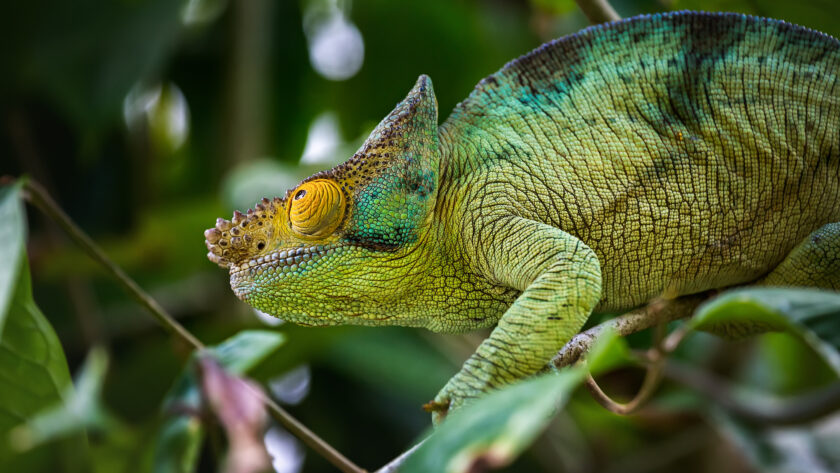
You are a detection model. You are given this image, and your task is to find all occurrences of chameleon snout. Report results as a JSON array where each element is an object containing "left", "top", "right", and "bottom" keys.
[{"left": 205, "top": 197, "right": 285, "bottom": 269}]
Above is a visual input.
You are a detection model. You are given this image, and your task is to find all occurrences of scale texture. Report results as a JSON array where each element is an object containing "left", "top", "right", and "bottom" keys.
[{"left": 205, "top": 12, "right": 840, "bottom": 420}]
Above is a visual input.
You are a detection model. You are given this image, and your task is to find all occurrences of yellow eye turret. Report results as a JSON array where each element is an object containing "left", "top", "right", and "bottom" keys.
[{"left": 288, "top": 179, "right": 346, "bottom": 238}]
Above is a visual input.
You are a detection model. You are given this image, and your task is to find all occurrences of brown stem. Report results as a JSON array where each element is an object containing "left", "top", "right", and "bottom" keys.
[
  {"left": 245, "top": 382, "right": 367, "bottom": 473},
  {"left": 14, "top": 177, "right": 367, "bottom": 473},
  {"left": 20, "top": 179, "right": 205, "bottom": 351},
  {"left": 585, "top": 357, "right": 664, "bottom": 415},
  {"left": 382, "top": 296, "right": 711, "bottom": 470},
  {"left": 661, "top": 323, "right": 692, "bottom": 354},
  {"left": 573, "top": 0, "right": 620, "bottom": 24},
  {"left": 6, "top": 112, "right": 105, "bottom": 347},
  {"left": 553, "top": 294, "right": 709, "bottom": 369},
  {"left": 226, "top": 0, "right": 271, "bottom": 164},
  {"left": 567, "top": 295, "right": 710, "bottom": 415}
]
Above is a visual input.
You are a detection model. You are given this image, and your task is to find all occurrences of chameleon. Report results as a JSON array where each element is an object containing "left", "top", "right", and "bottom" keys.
[{"left": 205, "top": 11, "right": 840, "bottom": 422}]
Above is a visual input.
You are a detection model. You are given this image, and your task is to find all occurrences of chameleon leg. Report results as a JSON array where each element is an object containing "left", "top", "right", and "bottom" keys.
[
  {"left": 430, "top": 217, "right": 602, "bottom": 423},
  {"left": 755, "top": 222, "right": 840, "bottom": 290}
]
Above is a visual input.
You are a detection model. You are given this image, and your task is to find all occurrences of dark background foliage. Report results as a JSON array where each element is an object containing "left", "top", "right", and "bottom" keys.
[{"left": 2, "top": 0, "right": 840, "bottom": 472}]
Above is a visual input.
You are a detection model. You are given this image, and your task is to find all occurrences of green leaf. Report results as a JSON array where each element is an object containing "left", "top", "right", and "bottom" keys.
[
  {"left": 151, "top": 330, "right": 285, "bottom": 473},
  {"left": 0, "top": 256, "right": 88, "bottom": 471},
  {"left": 210, "top": 329, "right": 287, "bottom": 375},
  {"left": 710, "top": 408, "right": 840, "bottom": 473},
  {"left": 10, "top": 348, "right": 115, "bottom": 451},
  {"left": 0, "top": 182, "right": 26, "bottom": 339},
  {"left": 582, "top": 327, "right": 633, "bottom": 376},
  {"left": 402, "top": 366, "right": 587, "bottom": 473},
  {"left": 690, "top": 288, "right": 840, "bottom": 375},
  {"left": 152, "top": 417, "right": 204, "bottom": 473},
  {"left": 0, "top": 183, "right": 88, "bottom": 471}
]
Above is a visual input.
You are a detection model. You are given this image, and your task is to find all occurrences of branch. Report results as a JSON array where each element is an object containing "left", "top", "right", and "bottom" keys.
[
  {"left": 573, "top": 0, "right": 620, "bottom": 25},
  {"left": 553, "top": 294, "right": 709, "bottom": 369},
  {"left": 244, "top": 381, "right": 366, "bottom": 473},
  {"left": 585, "top": 360, "right": 663, "bottom": 415},
  {"left": 12, "top": 177, "right": 367, "bottom": 473},
  {"left": 378, "top": 295, "right": 711, "bottom": 470},
  {"left": 20, "top": 179, "right": 205, "bottom": 350},
  {"left": 583, "top": 299, "right": 673, "bottom": 415}
]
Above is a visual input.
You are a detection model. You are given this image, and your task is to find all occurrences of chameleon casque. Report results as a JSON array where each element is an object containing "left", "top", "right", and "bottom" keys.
[{"left": 206, "top": 11, "right": 840, "bottom": 422}]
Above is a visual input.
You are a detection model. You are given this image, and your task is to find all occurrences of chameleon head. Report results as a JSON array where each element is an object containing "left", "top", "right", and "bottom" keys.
[{"left": 205, "top": 75, "right": 441, "bottom": 326}]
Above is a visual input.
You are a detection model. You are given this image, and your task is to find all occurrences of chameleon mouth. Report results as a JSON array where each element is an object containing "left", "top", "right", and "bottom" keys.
[
  {"left": 228, "top": 243, "right": 348, "bottom": 304},
  {"left": 229, "top": 243, "right": 346, "bottom": 275}
]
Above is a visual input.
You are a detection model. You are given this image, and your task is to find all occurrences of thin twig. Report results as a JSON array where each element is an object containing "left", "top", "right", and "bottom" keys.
[
  {"left": 573, "top": 0, "right": 620, "bottom": 24},
  {"left": 14, "top": 177, "right": 367, "bottom": 473},
  {"left": 584, "top": 299, "right": 670, "bottom": 415},
  {"left": 378, "top": 296, "right": 711, "bottom": 469},
  {"left": 661, "top": 323, "right": 692, "bottom": 354},
  {"left": 584, "top": 359, "right": 663, "bottom": 415},
  {"left": 663, "top": 359, "right": 840, "bottom": 426},
  {"left": 6, "top": 113, "right": 105, "bottom": 346},
  {"left": 246, "top": 383, "right": 367, "bottom": 473},
  {"left": 20, "top": 179, "right": 205, "bottom": 350}
]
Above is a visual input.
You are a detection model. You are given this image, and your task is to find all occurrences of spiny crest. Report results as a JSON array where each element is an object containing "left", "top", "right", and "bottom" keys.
[
  {"left": 205, "top": 197, "right": 283, "bottom": 268},
  {"left": 205, "top": 75, "right": 440, "bottom": 269},
  {"left": 301, "top": 74, "right": 439, "bottom": 195}
]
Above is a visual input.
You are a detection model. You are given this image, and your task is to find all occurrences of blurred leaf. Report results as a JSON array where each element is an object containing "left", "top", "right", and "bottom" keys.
[
  {"left": 90, "top": 420, "right": 157, "bottom": 473},
  {"left": 198, "top": 356, "right": 270, "bottom": 473},
  {"left": 37, "top": 198, "right": 226, "bottom": 283},
  {"left": 400, "top": 325, "right": 634, "bottom": 472},
  {"left": 530, "top": 0, "right": 579, "bottom": 15},
  {"left": 690, "top": 288, "right": 840, "bottom": 375},
  {"left": 740, "top": 333, "right": 838, "bottom": 395},
  {"left": 582, "top": 327, "right": 633, "bottom": 376},
  {"left": 326, "top": 327, "right": 453, "bottom": 403},
  {"left": 0, "top": 182, "right": 26, "bottom": 339},
  {"left": 154, "top": 417, "right": 204, "bottom": 473},
  {"left": 211, "top": 330, "right": 287, "bottom": 374},
  {"left": 10, "top": 348, "right": 115, "bottom": 451},
  {"left": 152, "top": 330, "right": 284, "bottom": 473},
  {"left": 710, "top": 408, "right": 840, "bottom": 473},
  {"left": 1, "top": 0, "right": 186, "bottom": 140},
  {"left": 0, "top": 188, "right": 88, "bottom": 471},
  {"left": 402, "top": 367, "right": 587, "bottom": 473},
  {"left": 221, "top": 159, "right": 303, "bottom": 212},
  {"left": 672, "top": 0, "right": 840, "bottom": 41},
  {"left": 0, "top": 183, "right": 87, "bottom": 471},
  {"left": 145, "top": 83, "right": 190, "bottom": 155}
]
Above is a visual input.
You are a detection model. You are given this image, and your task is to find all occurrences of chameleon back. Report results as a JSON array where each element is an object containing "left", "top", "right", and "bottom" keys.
[{"left": 439, "top": 12, "right": 840, "bottom": 310}]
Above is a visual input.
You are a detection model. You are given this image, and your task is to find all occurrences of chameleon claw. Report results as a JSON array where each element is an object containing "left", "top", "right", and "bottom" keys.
[{"left": 422, "top": 399, "right": 450, "bottom": 414}]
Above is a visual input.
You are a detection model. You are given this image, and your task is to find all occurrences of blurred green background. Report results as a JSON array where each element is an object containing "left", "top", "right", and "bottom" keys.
[{"left": 3, "top": 0, "right": 840, "bottom": 472}]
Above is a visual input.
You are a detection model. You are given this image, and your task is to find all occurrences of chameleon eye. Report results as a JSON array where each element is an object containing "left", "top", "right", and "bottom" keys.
[{"left": 288, "top": 179, "right": 345, "bottom": 238}]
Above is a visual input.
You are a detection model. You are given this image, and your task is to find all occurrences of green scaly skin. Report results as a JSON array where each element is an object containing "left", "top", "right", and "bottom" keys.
[{"left": 206, "top": 12, "right": 840, "bottom": 423}]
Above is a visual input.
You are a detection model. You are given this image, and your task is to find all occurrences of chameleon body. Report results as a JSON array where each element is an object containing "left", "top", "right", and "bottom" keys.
[{"left": 205, "top": 12, "right": 840, "bottom": 421}]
